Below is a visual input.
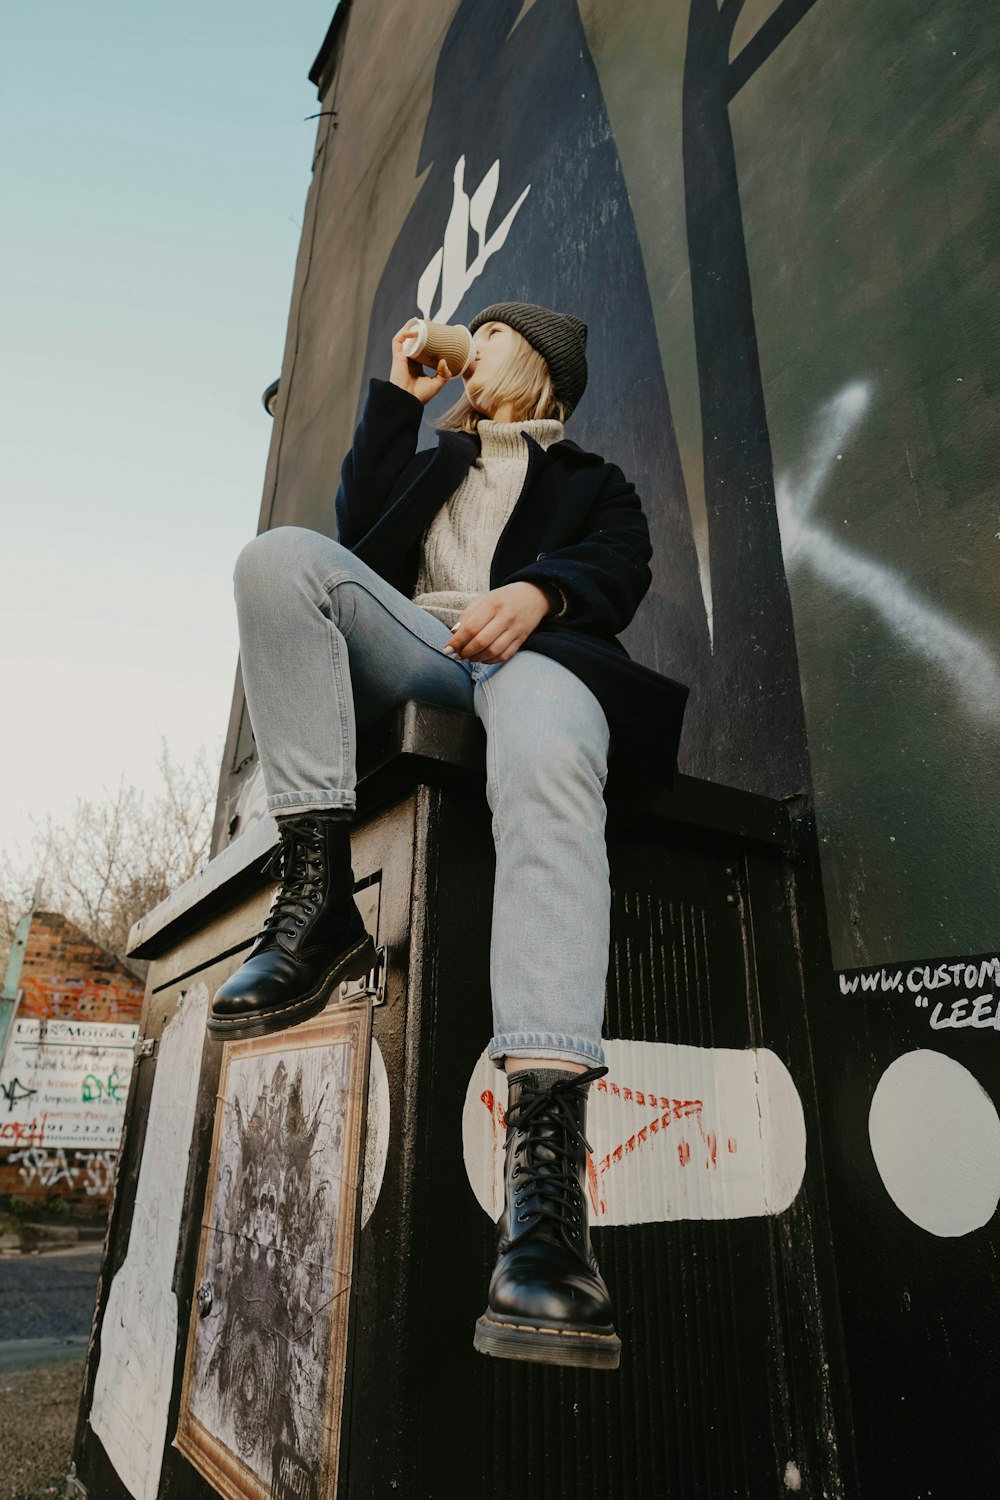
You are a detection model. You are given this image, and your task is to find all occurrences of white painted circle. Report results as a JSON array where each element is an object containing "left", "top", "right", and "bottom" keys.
[
  {"left": 868, "top": 1050, "right": 1000, "bottom": 1237},
  {"left": 361, "top": 1040, "right": 390, "bottom": 1228}
]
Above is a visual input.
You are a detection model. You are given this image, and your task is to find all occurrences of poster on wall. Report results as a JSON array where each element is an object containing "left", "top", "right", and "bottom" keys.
[
  {"left": 0, "top": 1017, "right": 138, "bottom": 1150},
  {"left": 175, "top": 1001, "right": 372, "bottom": 1500}
]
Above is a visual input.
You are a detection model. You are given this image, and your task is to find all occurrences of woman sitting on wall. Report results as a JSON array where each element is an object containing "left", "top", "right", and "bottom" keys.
[{"left": 208, "top": 302, "right": 689, "bottom": 1370}]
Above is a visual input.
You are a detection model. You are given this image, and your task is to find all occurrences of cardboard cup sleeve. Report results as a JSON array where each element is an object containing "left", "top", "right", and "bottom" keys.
[{"left": 401, "top": 319, "right": 475, "bottom": 378}]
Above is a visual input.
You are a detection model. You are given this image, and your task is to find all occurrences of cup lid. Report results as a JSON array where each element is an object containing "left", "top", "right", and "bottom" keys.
[{"left": 401, "top": 317, "right": 426, "bottom": 353}]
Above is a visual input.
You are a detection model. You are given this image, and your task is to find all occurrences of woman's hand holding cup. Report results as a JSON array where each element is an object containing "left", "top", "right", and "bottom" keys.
[{"left": 390, "top": 323, "right": 454, "bottom": 405}]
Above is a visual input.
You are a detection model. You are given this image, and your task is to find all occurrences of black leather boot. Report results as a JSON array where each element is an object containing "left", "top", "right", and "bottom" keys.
[
  {"left": 473, "top": 1065, "right": 621, "bottom": 1370},
  {"left": 208, "top": 813, "right": 376, "bottom": 1040}
]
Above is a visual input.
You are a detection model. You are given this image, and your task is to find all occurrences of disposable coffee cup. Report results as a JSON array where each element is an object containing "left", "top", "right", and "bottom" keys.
[{"left": 401, "top": 318, "right": 475, "bottom": 378}]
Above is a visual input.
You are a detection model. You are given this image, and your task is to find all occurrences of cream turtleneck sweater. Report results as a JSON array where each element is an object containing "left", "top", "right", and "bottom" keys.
[{"left": 412, "top": 417, "right": 567, "bottom": 627}]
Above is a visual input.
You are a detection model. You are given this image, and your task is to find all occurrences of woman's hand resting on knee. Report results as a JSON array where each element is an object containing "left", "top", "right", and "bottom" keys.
[{"left": 444, "top": 582, "right": 560, "bottom": 663}]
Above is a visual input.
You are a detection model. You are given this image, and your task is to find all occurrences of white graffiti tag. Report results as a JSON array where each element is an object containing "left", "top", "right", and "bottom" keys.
[{"left": 10, "top": 1147, "right": 117, "bottom": 1196}]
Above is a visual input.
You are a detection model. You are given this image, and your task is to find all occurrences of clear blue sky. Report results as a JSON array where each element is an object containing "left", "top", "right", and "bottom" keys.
[{"left": 1, "top": 2, "right": 336, "bottom": 858}]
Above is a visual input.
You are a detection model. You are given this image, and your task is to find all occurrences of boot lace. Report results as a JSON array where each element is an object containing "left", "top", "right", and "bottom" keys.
[
  {"left": 507, "top": 1065, "right": 607, "bottom": 1251},
  {"left": 257, "top": 820, "right": 326, "bottom": 945}
]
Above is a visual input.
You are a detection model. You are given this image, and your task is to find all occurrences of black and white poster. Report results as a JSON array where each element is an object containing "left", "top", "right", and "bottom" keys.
[{"left": 177, "top": 1003, "right": 371, "bottom": 1500}]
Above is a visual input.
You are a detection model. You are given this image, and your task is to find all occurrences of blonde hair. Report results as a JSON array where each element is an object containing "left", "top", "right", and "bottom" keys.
[{"left": 433, "top": 326, "right": 568, "bottom": 433}]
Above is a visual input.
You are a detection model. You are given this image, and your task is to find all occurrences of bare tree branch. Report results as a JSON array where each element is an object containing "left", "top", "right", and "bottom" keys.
[{"left": 0, "top": 741, "right": 218, "bottom": 978}]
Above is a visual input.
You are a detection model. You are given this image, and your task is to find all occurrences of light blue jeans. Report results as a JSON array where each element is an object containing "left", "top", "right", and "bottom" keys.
[{"left": 233, "top": 526, "right": 611, "bottom": 1070}]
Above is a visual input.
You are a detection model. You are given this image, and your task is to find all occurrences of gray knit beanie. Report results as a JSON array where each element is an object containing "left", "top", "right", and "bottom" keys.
[{"left": 468, "top": 301, "right": 588, "bottom": 417}]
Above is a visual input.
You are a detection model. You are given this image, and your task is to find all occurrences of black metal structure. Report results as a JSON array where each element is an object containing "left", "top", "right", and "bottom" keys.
[{"left": 70, "top": 703, "right": 855, "bottom": 1498}]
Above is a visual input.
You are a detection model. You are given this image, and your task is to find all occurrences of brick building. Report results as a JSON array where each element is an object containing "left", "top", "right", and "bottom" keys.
[
  {"left": 9, "top": 911, "right": 144, "bottom": 1023},
  {"left": 0, "top": 910, "right": 144, "bottom": 1213}
]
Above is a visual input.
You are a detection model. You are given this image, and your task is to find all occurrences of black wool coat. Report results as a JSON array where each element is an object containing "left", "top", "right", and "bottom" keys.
[{"left": 334, "top": 377, "right": 689, "bottom": 788}]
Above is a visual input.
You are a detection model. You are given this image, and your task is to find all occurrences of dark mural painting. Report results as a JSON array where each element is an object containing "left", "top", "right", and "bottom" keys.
[
  {"left": 355, "top": 0, "right": 816, "bottom": 803},
  {"left": 729, "top": 0, "right": 1000, "bottom": 972},
  {"left": 354, "top": 0, "right": 716, "bottom": 775},
  {"left": 228, "top": 0, "right": 1000, "bottom": 971}
]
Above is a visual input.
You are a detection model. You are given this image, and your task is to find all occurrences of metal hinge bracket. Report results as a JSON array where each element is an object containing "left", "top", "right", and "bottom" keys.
[{"left": 339, "top": 944, "right": 387, "bottom": 1007}]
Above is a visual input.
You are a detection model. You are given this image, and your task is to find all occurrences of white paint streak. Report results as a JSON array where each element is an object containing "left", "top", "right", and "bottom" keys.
[
  {"left": 776, "top": 381, "right": 1000, "bottom": 723},
  {"left": 89, "top": 982, "right": 209, "bottom": 1500},
  {"left": 361, "top": 1040, "right": 389, "bottom": 1228},
  {"left": 868, "top": 1049, "right": 1000, "bottom": 1237},
  {"left": 462, "top": 1039, "right": 806, "bottom": 1226}
]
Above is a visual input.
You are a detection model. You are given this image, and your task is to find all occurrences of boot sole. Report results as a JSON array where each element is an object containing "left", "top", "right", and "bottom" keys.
[
  {"left": 206, "top": 933, "right": 378, "bottom": 1041},
  {"left": 473, "top": 1313, "right": 621, "bottom": 1370}
]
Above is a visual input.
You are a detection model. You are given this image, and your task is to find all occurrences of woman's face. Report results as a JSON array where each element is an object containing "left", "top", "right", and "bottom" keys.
[{"left": 463, "top": 321, "right": 518, "bottom": 415}]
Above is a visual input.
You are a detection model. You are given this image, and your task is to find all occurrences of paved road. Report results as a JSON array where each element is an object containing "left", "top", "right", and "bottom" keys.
[
  {"left": 0, "top": 1247, "right": 102, "bottom": 1372},
  {"left": 0, "top": 1333, "right": 90, "bottom": 1373}
]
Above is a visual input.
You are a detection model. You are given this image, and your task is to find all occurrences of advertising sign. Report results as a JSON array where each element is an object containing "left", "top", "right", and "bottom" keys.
[{"left": 0, "top": 1017, "right": 138, "bottom": 1149}]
